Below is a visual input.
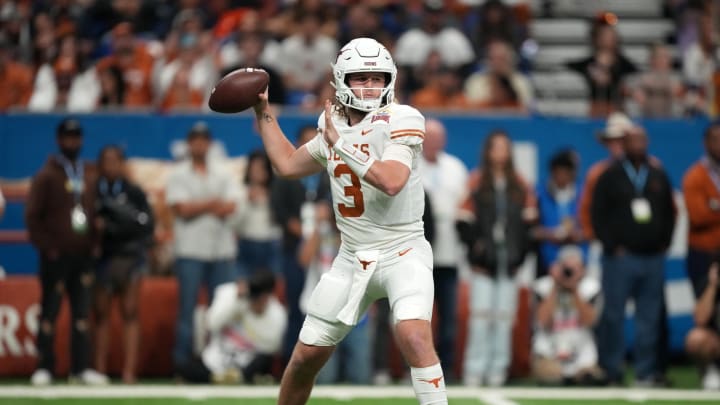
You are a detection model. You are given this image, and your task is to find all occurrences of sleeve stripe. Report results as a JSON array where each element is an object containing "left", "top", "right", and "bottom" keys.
[
  {"left": 390, "top": 132, "right": 425, "bottom": 139},
  {"left": 390, "top": 129, "right": 425, "bottom": 134}
]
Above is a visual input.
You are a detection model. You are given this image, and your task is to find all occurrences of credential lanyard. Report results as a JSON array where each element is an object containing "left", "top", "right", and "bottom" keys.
[
  {"left": 58, "top": 155, "right": 84, "bottom": 204},
  {"left": 622, "top": 160, "right": 648, "bottom": 196}
]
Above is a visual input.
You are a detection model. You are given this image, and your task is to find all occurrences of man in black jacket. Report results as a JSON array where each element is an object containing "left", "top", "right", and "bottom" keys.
[{"left": 591, "top": 126, "right": 675, "bottom": 386}]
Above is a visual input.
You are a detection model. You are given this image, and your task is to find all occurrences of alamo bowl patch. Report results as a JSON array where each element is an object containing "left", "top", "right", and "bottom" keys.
[{"left": 371, "top": 111, "right": 390, "bottom": 123}]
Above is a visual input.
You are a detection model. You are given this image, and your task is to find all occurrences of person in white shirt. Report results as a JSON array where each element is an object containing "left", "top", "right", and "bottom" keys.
[
  {"left": 166, "top": 121, "right": 240, "bottom": 370},
  {"left": 252, "top": 37, "right": 448, "bottom": 405},
  {"left": 176, "top": 269, "right": 287, "bottom": 384},
  {"left": 532, "top": 245, "right": 603, "bottom": 385},
  {"left": 418, "top": 118, "right": 468, "bottom": 379}
]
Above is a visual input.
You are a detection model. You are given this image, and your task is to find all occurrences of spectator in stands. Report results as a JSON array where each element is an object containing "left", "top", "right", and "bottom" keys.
[
  {"left": 628, "top": 43, "right": 685, "bottom": 118},
  {"left": 233, "top": 150, "right": 281, "bottom": 277},
  {"left": 166, "top": 121, "right": 240, "bottom": 371},
  {"left": 28, "top": 34, "right": 99, "bottom": 112},
  {"left": 93, "top": 145, "right": 154, "bottom": 384},
  {"left": 270, "top": 125, "right": 330, "bottom": 366},
  {"left": 277, "top": 9, "right": 337, "bottom": 107},
  {"left": 578, "top": 112, "right": 634, "bottom": 240},
  {"left": 0, "top": 32, "right": 33, "bottom": 111},
  {"left": 394, "top": 0, "right": 475, "bottom": 94},
  {"left": 298, "top": 198, "right": 370, "bottom": 384},
  {"left": 457, "top": 130, "right": 536, "bottom": 387},
  {"left": 683, "top": 15, "right": 718, "bottom": 116},
  {"left": 591, "top": 127, "right": 675, "bottom": 386},
  {"left": 337, "top": 3, "right": 390, "bottom": 50},
  {"left": 25, "top": 118, "right": 108, "bottom": 386},
  {"left": 157, "top": 30, "right": 216, "bottom": 111},
  {"left": 265, "top": 0, "right": 339, "bottom": 41},
  {"left": 684, "top": 122, "right": 720, "bottom": 295},
  {"left": 411, "top": 61, "right": 472, "bottom": 110},
  {"left": 567, "top": 17, "right": 637, "bottom": 117},
  {"left": 465, "top": 39, "right": 533, "bottom": 112},
  {"left": 176, "top": 269, "right": 287, "bottom": 384},
  {"left": 418, "top": 118, "right": 468, "bottom": 379},
  {"left": 220, "top": 32, "right": 286, "bottom": 105},
  {"left": 95, "top": 22, "right": 155, "bottom": 108},
  {"left": 685, "top": 261, "right": 720, "bottom": 390},
  {"left": 534, "top": 149, "right": 585, "bottom": 277},
  {"left": 532, "top": 245, "right": 603, "bottom": 385},
  {"left": 465, "top": 0, "right": 527, "bottom": 61}
]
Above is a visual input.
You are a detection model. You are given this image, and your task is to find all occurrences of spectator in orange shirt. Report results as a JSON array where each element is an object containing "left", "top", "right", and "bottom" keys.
[
  {"left": 578, "top": 112, "right": 634, "bottom": 239},
  {"left": 683, "top": 122, "right": 720, "bottom": 299},
  {"left": 411, "top": 62, "right": 472, "bottom": 111},
  {"left": 96, "top": 23, "right": 155, "bottom": 109},
  {"left": 0, "top": 34, "right": 33, "bottom": 111}
]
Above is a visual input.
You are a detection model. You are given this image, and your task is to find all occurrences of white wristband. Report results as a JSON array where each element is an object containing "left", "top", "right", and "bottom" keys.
[{"left": 333, "top": 137, "right": 376, "bottom": 178}]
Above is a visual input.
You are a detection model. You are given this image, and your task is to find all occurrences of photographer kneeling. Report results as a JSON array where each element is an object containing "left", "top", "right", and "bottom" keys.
[{"left": 532, "top": 245, "right": 604, "bottom": 385}]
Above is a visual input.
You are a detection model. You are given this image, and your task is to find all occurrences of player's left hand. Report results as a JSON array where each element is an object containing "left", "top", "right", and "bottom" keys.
[{"left": 323, "top": 100, "right": 340, "bottom": 146}]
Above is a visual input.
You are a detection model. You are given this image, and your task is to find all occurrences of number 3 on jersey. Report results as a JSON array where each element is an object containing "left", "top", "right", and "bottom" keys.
[{"left": 334, "top": 163, "right": 364, "bottom": 217}]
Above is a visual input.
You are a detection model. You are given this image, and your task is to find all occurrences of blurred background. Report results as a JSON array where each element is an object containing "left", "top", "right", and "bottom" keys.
[{"left": 0, "top": 0, "right": 719, "bottom": 393}]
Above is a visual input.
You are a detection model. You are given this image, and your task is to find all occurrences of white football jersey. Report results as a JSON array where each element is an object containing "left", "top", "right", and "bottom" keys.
[{"left": 305, "top": 103, "right": 426, "bottom": 251}]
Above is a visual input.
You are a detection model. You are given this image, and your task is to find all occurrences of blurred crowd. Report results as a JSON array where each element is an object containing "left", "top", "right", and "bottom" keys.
[
  {"left": 19, "top": 112, "right": 720, "bottom": 390},
  {"left": 0, "top": 0, "right": 718, "bottom": 117}
]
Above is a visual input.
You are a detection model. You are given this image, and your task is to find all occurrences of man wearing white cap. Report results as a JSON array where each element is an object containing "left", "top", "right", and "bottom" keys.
[{"left": 578, "top": 112, "right": 634, "bottom": 240}]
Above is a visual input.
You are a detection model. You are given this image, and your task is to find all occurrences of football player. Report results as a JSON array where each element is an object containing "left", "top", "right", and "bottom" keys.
[{"left": 252, "top": 37, "right": 447, "bottom": 405}]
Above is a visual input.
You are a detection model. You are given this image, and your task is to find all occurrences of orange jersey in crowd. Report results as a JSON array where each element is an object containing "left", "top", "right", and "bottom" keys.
[
  {"left": 0, "top": 61, "right": 33, "bottom": 111},
  {"left": 683, "top": 160, "right": 720, "bottom": 252}
]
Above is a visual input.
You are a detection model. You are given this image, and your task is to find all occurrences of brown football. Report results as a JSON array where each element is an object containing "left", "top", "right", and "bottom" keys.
[{"left": 208, "top": 68, "right": 270, "bottom": 113}]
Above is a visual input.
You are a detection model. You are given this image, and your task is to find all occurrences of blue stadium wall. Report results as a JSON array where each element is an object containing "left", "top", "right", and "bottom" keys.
[{"left": 0, "top": 112, "right": 712, "bottom": 354}]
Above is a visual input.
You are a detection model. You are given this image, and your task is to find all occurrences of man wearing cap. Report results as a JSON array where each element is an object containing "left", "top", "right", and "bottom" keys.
[
  {"left": 165, "top": 121, "right": 241, "bottom": 373},
  {"left": 578, "top": 112, "right": 634, "bottom": 240},
  {"left": 25, "top": 118, "right": 108, "bottom": 385},
  {"left": 591, "top": 127, "right": 675, "bottom": 386}
]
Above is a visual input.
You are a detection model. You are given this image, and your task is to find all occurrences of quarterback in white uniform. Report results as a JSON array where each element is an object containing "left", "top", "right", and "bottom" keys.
[{"left": 252, "top": 38, "right": 447, "bottom": 405}]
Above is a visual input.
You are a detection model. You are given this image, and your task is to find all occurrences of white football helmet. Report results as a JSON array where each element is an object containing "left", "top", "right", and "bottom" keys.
[{"left": 332, "top": 38, "right": 397, "bottom": 112}]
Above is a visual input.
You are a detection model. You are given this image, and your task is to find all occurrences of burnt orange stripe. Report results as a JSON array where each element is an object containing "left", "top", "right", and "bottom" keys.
[
  {"left": 390, "top": 129, "right": 425, "bottom": 134},
  {"left": 390, "top": 133, "right": 425, "bottom": 139}
]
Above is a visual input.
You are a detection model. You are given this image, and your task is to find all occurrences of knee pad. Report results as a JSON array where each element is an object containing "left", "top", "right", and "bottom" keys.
[{"left": 298, "top": 315, "right": 351, "bottom": 347}]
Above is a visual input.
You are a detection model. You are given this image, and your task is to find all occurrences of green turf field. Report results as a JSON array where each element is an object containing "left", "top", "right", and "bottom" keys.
[
  {"left": 1, "top": 385, "right": 719, "bottom": 405},
  {"left": 2, "top": 399, "right": 720, "bottom": 405}
]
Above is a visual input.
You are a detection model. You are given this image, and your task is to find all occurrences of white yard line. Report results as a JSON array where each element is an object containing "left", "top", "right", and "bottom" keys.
[{"left": 0, "top": 385, "right": 718, "bottom": 401}]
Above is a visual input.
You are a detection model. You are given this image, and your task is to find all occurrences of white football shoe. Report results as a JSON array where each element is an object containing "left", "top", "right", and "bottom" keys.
[
  {"left": 703, "top": 364, "right": 720, "bottom": 391},
  {"left": 70, "top": 369, "right": 109, "bottom": 385},
  {"left": 30, "top": 369, "right": 52, "bottom": 386}
]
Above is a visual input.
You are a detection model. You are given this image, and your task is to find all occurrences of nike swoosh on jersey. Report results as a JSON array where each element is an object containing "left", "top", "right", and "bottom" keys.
[
  {"left": 361, "top": 129, "right": 373, "bottom": 136},
  {"left": 398, "top": 248, "right": 413, "bottom": 256}
]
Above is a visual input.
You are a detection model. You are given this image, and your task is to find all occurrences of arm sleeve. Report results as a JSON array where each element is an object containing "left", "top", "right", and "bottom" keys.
[
  {"left": 590, "top": 170, "right": 613, "bottom": 251},
  {"left": 25, "top": 173, "right": 53, "bottom": 253},
  {"left": 381, "top": 143, "right": 415, "bottom": 169},
  {"left": 388, "top": 106, "right": 425, "bottom": 146},
  {"left": 303, "top": 132, "right": 328, "bottom": 167},
  {"left": 206, "top": 284, "right": 247, "bottom": 333},
  {"left": 683, "top": 168, "right": 720, "bottom": 228}
]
